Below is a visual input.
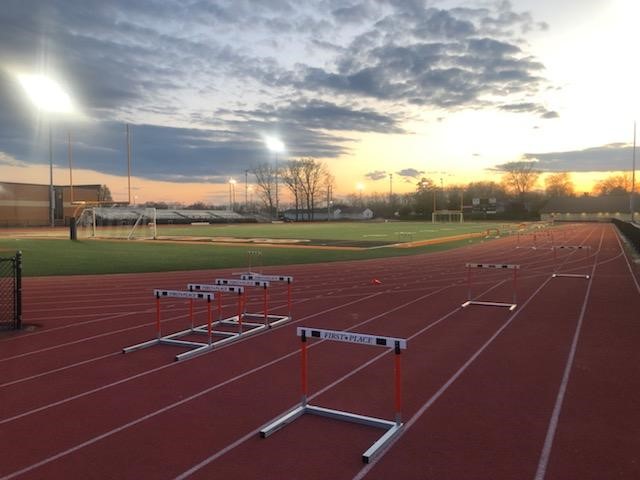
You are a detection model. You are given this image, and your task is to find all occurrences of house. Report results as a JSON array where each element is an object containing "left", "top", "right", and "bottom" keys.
[
  {"left": 540, "top": 195, "right": 639, "bottom": 222},
  {"left": 332, "top": 206, "right": 374, "bottom": 220},
  {"left": 282, "top": 206, "right": 374, "bottom": 221}
]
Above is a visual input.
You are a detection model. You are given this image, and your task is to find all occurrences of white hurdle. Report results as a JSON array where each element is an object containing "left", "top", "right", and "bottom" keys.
[
  {"left": 187, "top": 283, "right": 247, "bottom": 332},
  {"left": 462, "top": 263, "right": 519, "bottom": 311},
  {"left": 215, "top": 278, "right": 290, "bottom": 328},
  {"left": 551, "top": 245, "right": 591, "bottom": 279},
  {"left": 122, "top": 289, "right": 220, "bottom": 361},
  {"left": 240, "top": 273, "right": 293, "bottom": 319},
  {"left": 260, "top": 327, "right": 408, "bottom": 464},
  {"left": 551, "top": 244, "right": 591, "bottom": 259}
]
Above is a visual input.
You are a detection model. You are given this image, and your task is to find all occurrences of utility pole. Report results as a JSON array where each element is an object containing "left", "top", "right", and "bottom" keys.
[
  {"left": 245, "top": 169, "right": 249, "bottom": 211},
  {"left": 632, "top": 121, "right": 636, "bottom": 222}
]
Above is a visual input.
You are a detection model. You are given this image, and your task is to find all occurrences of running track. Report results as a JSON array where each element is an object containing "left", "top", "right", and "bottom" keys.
[{"left": 1, "top": 223, "right": 639, "bottom": 479}]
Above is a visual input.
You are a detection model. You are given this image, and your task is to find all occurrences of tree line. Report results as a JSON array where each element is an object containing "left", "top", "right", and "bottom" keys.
[{"left": 133, "top": 159, "right": 635, "bottom": 220}]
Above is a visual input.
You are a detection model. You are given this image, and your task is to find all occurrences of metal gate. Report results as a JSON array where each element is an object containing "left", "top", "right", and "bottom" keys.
[{"left": 0, "top": 251, "right": 22, "bottom": 330}]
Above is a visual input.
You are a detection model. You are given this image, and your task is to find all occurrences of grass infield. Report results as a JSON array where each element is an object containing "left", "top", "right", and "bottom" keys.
[{"left": 1, "top": 221, "right": 520, "bottom": 276}]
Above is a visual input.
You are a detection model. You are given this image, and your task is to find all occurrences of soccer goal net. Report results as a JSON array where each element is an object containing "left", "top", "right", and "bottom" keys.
[
  {"left": 76, "top": 207, "right": 157, "bottom": 240},
  {"left": 432, "top": 210, "right": 464, "bottom": 223}
]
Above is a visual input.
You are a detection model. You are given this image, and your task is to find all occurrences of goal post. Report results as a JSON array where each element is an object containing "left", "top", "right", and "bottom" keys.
[
  {"left": 432, "top": 210, "right": 464, "bottom": 223},
  {"left": 76, "top": 207, "right": 157, "bottom": 240}
]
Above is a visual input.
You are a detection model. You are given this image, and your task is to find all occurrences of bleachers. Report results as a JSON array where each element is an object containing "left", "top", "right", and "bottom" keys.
[{"left": 92, "top": 208, "right": 255, "bottom": 225}]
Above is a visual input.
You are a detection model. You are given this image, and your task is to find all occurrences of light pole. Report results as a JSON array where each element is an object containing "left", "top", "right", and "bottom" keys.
[
  {"left": 356, "top": 182, "right": 364, "bottom": 206},
  {"left": 244, "top": 169, "right": 249, "bottom": 211},
  {"left": 265, "top": 137, "right": 285, "bottom": 218},
  {"left": 228, "top": 178, "right": 236, "bottom": 211},
  {"left": 631, "top": 121, "right": 636, "bottom": 222},
  {"left": 17, "top": 74, "right": 74, "bottom": 227}
]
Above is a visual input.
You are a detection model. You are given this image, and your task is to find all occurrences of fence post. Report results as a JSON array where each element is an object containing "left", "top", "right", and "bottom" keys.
[{"left": 15, "top": 250, "right": 22, "bottom": 330}]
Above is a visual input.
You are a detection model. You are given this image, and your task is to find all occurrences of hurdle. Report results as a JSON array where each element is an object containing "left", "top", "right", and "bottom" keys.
[
  {"left": 122, "top": 289, "right": 221, "bottom": 361},
  {"left": 462, "top": 263, "right": 519, "bottom": 311},
  {"left": 246, "top": 249, "right": 263, "bottom": 274},
  {"left": 551, "top": 244, "right": 591, "bottom": 260},
  {"left": 215, "top": 278, "right": 290, "bottom": 328},
  {"left": 240, "top": 273, "right": 293, "bottom": 319},
  {"left": 260, "top": 327, "right": 407, "bottom": 464},
  {"left": 187, "top": 283, "right": 248, "bottom": 333}
]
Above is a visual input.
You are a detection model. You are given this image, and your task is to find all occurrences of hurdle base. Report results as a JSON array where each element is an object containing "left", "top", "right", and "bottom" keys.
[
  {"left": 259, "top": 404, "right": 403, "bottom": 464},
  {"left": 123, "top": 313, "right": 291, "bottom": 361},
  {"left": 552, "top": 273, "right": 590, "bottom": 279},
  {"left": 242, "top": 313, "right": 290, "bottom": 329},
  {"left": 462, "top": 300, "right": 517, "bottom": 311}
]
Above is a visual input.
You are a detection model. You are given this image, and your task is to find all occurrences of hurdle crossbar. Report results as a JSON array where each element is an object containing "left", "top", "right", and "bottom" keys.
[
  {"left": 123, "top": 289, "right": 228, "bottom": 361},
  {"left": 552, "top": 273, "right": 591, "bottom": 279},
  {"left": 215, "top": 278, "right": 289, "bottom": 329},
  {"left": 260, "top": 327, "right": 407, "bottom": 464},
  {"left": 551, "top": 245, "right": 591, "bottom": 259},
  {"left": 187, "top": 283, "right": 253, "bottom": 335},
  {"left": 462, "top": 263, "right": 519, "bottom": 311},
  {"left": 241, "top": 273, "right": 294, "bottom": 319}
]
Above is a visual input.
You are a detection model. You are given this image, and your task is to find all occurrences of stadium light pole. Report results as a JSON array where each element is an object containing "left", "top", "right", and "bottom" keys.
[
  {"left": 632, "top": 121, "right": 636, "bottom": 222},
  {"left": 356, "top": 182, "right": 364, "bottom": 206},
  {"left": 265, "top": 137, "right": 285, "bottom": 218},
  {"left": 17, "top": 74, "right": 74, "bottom": 227},
  {"left": 228, "top": 178, "right": 236, "bottom": 211}
]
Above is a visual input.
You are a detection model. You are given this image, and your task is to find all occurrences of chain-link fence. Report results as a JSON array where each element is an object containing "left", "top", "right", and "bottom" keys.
[{"left": 0, "top": 251, "right": 22, "bottom": 330}]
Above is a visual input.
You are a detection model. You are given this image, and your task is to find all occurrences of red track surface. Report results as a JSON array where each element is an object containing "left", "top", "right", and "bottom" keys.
[{"left": 1, "top": 223, "right": 639, "bottom": 479}]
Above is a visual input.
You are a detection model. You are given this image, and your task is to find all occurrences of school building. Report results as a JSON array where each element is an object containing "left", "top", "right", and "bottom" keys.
[{"left": 0, "top": 181, "right": 102, "bottom": 227}]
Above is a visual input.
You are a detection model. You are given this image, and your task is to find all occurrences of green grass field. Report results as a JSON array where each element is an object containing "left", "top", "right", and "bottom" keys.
[
  {"left": 155, "top": 221, "right": 506, "bottom": 245},
  {"left": 1, "top": 221, "right": 522, "bottom": 276}
]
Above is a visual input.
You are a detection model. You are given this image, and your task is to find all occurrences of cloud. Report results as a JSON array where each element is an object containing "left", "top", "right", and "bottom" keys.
[
  {"left": 523, "top": 143, "right": 636, "bottom": 172},
  {"left": 0, "top": 152, "right": 29, "bottom": 167},
  {"left": 499, "top": 102, "right": 559, "bottom": 119},
  {"left": 229, "top": 99, "right": 406, "bottom": 134},
  {"left": 396, "top": 168, "right": 424, "bottom": 178},
  {"left": 365, "top": 170, "right": 388, "bottom": 180},
  {"left": 0, "top": 0, "right": 556, "bottom": 185}
]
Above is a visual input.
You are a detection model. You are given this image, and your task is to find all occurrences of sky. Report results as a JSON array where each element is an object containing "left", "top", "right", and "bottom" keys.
[{"left": 0, "top": 0, "right": 637, "bottom": 205}]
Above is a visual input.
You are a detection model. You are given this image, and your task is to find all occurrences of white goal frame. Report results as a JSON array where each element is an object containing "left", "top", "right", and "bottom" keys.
[
  {"left": 432, "top": 210, "right": 464, "bottom": 223},
  {"left": 76, "top": 207, "right": 157, "bottom": 240}
]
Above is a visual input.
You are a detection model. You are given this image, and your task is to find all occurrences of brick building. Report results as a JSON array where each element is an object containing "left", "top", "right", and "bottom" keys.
[{"left": 0, "top": 181, "right": 102, "bottom": 227}]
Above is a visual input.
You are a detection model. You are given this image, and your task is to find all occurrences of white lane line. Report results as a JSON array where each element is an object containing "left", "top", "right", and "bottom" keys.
[{"left": 532, "top": 231, "right": 601, "bottom": 480}]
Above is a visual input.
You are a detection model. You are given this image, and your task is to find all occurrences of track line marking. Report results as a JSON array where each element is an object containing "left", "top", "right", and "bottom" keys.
[
  {"left": 352, "top": 278, "right": 558, "bottom": 480},
  {"left": 0, "top": 284, "right": 457, "bottom": 479},
  {"left": 0, "top": 291, "right": 383, "bottom": 425},
  {"left": 532, "top": 230, "right": 601, "bottom": 480}
]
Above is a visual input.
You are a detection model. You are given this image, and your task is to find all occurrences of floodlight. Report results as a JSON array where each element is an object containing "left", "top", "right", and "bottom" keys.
[
  {"left": 17, "top": 74, "right": 74, "bottom": 114},
  {"left": 265, "top": 136, "right": 285, "bottom": 153}
]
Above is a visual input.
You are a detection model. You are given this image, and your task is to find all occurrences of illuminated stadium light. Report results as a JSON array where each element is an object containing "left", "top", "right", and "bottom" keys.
[{"left": 17, "top": 74, "right": 74, "bottom": 114}]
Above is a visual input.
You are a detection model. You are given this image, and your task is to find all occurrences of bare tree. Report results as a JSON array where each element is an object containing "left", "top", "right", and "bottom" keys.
[
  {"left": 496, "top": 161, "right": 541, "bottom": 199},
  {"left": 298, "top": 158, "right": 328, "bottom": 221},
  {"left": 251, "top": 163, "right": 276, "bottom": 216},
  {"left": 592, "top": 173, "right": 631, "bottom": 196},
  {"left": 281, "top": 160, "right": 304, "bottom": 221},
  {"left": 544, "top": 172, "right": 575, "bottom": 197},
  {"left": 98, "top": 184, "right": 113, "bottom": 202}
]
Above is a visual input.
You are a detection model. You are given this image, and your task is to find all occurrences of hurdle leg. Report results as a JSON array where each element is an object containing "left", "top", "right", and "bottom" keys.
[
  {"left": 394, "top": 342, "right": 402, "bottom": 425},
  {"left": 189, "top": 298, "right": 194, "bottom": 330},
  {"left": 512, "top": 268, "right": 518, "bottom": 305},
  {"left": 466, "top": 265, "right": 472, "bottom": 302},
  {"left": 237, "top": 292, "right": 243, "bottom": 334},
  {"left": 264, "top": 286, "right": 270, "bottom": 328},
  {"left": 156, "top": 295, "right": 161, "bottom": 339},
  {"left": 287, "top": 282, "right": 292, "bottom": 319},
  {"left": 301, "top": 331, "right": 308, "bottom": 406},
  {"left": 207, "top": 298, "right": 212, "bottom": 345},
  {"left": 217, "top": 293, "right": 222, "bottom": 322}
]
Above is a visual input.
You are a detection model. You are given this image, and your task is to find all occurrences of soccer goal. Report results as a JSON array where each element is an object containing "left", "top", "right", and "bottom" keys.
[
  {"left": 76, "top": 207, "right": 157, "bottom": 240},
  {"left": 432, "top": 210, "right": 464, "bottom": 223}
]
